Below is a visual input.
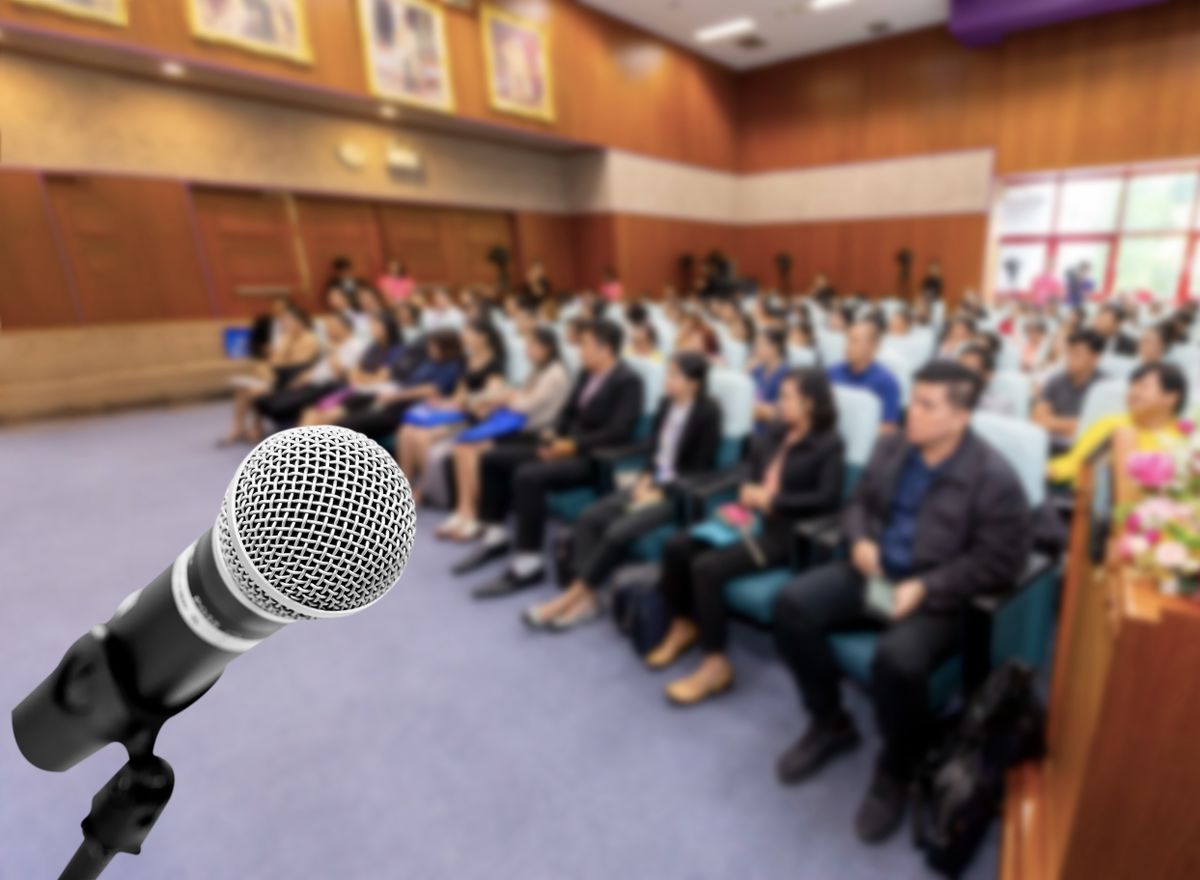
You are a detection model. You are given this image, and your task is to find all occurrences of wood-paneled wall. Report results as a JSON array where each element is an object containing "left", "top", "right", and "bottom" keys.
[
  {"left": 0, "top": 0, "right": 738, "bottom": 171},
  {"left": 0, "top": 170, "right": 78, "bottom": 328},
  {"left": 739, "top": 0, "right": 1200, "bottom": 175}
]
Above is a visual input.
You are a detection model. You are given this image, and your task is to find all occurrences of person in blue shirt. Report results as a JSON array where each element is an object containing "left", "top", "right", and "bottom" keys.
[
  {"left": 826, "top": 319, "right": 903, "bottom": 429},
  {"left": 751, "top": 328, "right": 790, "bottom": 425}
]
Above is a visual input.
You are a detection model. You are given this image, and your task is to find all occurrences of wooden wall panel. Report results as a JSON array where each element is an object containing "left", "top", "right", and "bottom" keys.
[
  {"left": 376, "top": 203, "right": 512, "bottom": 288},
  {"left": 514, "top": 211, "right": 577, "bottom": 292},
  {"left": 43, "top": 174, "right": 212, "bottom": 323},
  {"left": 570, "top": 213, "right": 618, "bottom": 296},
  {"left": 294, "top": 196, "right": 385, "bottom": 301},
  {"left": 447, "top": 209, "right": 513, "bottom": 288},
  {"left": 612, "top": 215, "right": 741, "bottom": 297},
  {"left": 191, "top": 187, "right": 306, "bottom": 317},
  {"left": 739, "top": 1, "right": 1200, "bottom": 175},
  {"left": 0, "top": 0, "right": 739, "bottom": 171},
  {"left": 737, "top": 214, "right": 988, "bottom": 305},
  {"left": 0, "top": 170, "right": 77, "bottom": 328}
]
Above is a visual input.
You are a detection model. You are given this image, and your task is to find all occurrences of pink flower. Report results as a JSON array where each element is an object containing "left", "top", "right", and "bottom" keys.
[
  {"left": 1180, "top": 419, "right": 1196, "bottom": 436},
  {"left": 1154, "top": 541, "right": 1191, "bottom": 571},
  {"left": 1119, "top": 534, "right": 1151, "bottom": 561},
  {"left": 1128, "top": 452, "right": 1176, "bottom": 490}
]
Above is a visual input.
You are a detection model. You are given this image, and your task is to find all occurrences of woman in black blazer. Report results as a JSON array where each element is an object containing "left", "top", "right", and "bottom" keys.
[
  {"left": 523, "top": 352, "right": 721, "bottom": 632},
  {"left": 650, "top": 368, "right": 846, "bottom": 706}
]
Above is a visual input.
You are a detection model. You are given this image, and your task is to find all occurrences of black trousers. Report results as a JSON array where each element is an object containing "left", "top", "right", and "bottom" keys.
[
  {"left": 659, "top": 530, "right": 790, "bottom": 653},
  {"left": 772, "top": 561, "right": 962, "bottom": 779},
  {"left": 255, "top": 381, "right": 340, "bottom": 425},
  {"left": 571, "top": 491, "right": 674, "bottom": 589},
  {"left": 337, "top": 401, "right": 409, "bottom": 440},
  {"left": 478, "top": 436, "right": 596, "bottom": 552}
]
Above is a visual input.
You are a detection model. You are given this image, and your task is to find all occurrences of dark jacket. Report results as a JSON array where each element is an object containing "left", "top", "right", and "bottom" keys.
[
  {"left": 635, "top": 395, "right": 722, "bottom": 485},
  {"left": 1108, "top": 331, "right": 1138, "bottom": 357},
  {"left": 749, "top": 423, "right": 845, "bottom": 544},
  {"left": 843, "top": 429, "right": 1031, "bottom": 611},
  {"left": 556, "top": 361, "right": 644, "bottom": 455}
]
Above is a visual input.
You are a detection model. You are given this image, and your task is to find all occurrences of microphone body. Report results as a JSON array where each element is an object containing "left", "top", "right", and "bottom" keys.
[
  {"left": 12, "top": 426, "right": 416, "bottom": 773},
  {"left": 13, "top": 528, "right": 281, "bottom": 772}
]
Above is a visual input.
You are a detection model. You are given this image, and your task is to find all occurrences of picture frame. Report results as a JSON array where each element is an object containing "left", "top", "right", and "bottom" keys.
[
  {"left": 185, "top": 0, "right": 313, "bottom": 65},
  {"left": 480, "top": 4, "right": 554, "bottom": 123},
  {"left": 359, "top": 0, "right": 456, "bottom": 114},
  {"left": 11, "top": 0, "right": 127, "bottom": 27}
]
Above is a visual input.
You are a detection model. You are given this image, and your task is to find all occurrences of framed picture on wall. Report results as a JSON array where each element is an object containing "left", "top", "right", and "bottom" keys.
[
  {"left": 480, "top": 4, "right": 554, "bottom": 123},
  {"left": 12, "top": 0, "right": 127, "bottom": 27},
  {"left": 359, "top": 0, "right": 455, "bottom": 113},
  {"left": 186, "top": 0, "right": 312, "bottom": 65}
]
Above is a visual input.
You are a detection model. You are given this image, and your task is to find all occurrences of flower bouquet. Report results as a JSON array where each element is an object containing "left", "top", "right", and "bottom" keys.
[{"left": 1114, "top": 422, "right": 1200, "bottom": 598}]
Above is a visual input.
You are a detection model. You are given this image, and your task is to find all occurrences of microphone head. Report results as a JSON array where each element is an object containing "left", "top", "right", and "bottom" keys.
[{"left": 214, "top": 426, "right": 416, "bottom": 621}]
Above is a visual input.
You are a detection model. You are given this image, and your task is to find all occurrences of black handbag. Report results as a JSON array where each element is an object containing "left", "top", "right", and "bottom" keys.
[
  {"left": 911, "top": 661, "right": 1046, "bottom": 877},
  {"left": 609, "top": 563, "right": 668, "bottom": 657}
]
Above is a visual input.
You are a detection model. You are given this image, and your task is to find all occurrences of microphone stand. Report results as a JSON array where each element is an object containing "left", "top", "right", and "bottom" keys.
[{"left": 60, "top": 749, "right": 174, "bottom": 880}]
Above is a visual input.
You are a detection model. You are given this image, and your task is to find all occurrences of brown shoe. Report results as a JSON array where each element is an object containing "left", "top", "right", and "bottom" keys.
[
  {"left": 644, "top": 622, "right": 698, "bottom": 669},
  {"left": 664, "top": 663, "right": 735, "bottom": 707}
]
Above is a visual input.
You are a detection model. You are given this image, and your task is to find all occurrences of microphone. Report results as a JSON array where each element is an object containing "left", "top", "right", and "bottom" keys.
[{"left": 12, "top": 426, "right": 417, "bottom": 772}]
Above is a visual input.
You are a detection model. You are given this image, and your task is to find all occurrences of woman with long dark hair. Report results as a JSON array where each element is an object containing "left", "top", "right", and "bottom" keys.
[{"left": 649, "top": 368, "right": 846, "bottom": 706}]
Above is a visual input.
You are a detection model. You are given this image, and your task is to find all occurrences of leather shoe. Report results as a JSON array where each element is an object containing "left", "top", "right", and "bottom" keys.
[
  {"left": 472, "top": 567, "right": 545, "bottom": 600},
  {"left": 451, "top": 541, "right": 509, "bottom": 576},
  {"left": 775, "top": 712, "right": 860, "bottom": 786},
  {"left": 855, "top": 765, "right": 908, "bottom": 843}
]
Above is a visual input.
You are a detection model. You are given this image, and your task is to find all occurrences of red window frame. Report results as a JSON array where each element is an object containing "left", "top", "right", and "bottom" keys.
[{"left": 995, "top": 161, "right": 1200, "bottom": 304}]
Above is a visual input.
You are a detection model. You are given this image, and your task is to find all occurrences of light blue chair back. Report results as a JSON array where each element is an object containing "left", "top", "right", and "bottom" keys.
[
  {"left": 501, "top": 329, "right": 530, "bottom": 386},
  {"left": 876, "top": 347, "right": 914, "bottom": 406},
  {"left": 708, "top": 368, "right": 755, "bottom": 467},
  {"left": 971, "top": 412, "right": 1049, "bottom": 507},
  {"left": 816, "top": 330, "right": 846, "bottom": 366},
  {"left": 1075, "top": 378, "right": 1128, "bottom": 440},
  {"left": 988, "top": 370, "right": 1032, "bottom": 418},
  {"left": 1101, "top": 353, "right": 1138, "bottom": 379},
  {"left": 626, "top": 355, "right": 665, "bottom": 420},
  {"left": 788, "top": 344, "right": 819, "bottom": 368},
  {"left": 833, "top": 385, "right": 882, "bottom": 494}
]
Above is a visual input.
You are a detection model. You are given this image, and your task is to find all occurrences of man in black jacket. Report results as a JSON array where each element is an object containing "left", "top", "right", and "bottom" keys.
[
  {"left": 454, "top": 319, "right": 645, "bottom": 598},
  {"left": 771, "top": 361, "right": 1031, "bottom": 844}
]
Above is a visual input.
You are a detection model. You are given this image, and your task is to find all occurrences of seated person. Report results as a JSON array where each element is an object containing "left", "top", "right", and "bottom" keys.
[
  {"left": 437, "top": 327, "right": 573, "bottom": 542},
  {"left": 1019, "top": 318, "right": 1050, "bottom": 373},
  {"left": 647, "top": 369, "right": 846, "bottom": 705},
  {"left": 628, "top": 320, "right": 661, "bottom": 361},
  {"left": 935, "top": 316, "right": 976, "bottom": 360},
  {"left": 1137, "top": 322, "right": 1173, "bottom": 365},
  {"left": 886, "top": 307, "right": 912, "bottom": 339},
  {"left": 826, "top": 320, "right": 902, "bottom": 430},
  {"left": 302, "top": 329, "right": 463, "bottom": 438},
  {"left": 750, "top": 328, "right": 790, "bottom": 425},
  {"left": 522, "top": 353, "right": 721, "bottom": 632},
  {"left": 1093, "top": 303, "right": 1138, "bottom": 356},
  {"left": 772, "top": 361, "right": 1031, "bottom": 843},
  {"left": 254, "top": 312, "right": 369, "bottom": 428},
  {"left": 396, "top": 320, "right": 507, "bottom": 503},
  {"left": 1032, "top": 329, "right": 1105, "bottom": 451},
  {"left": 958, "top": 344, "right": 1019, "bottom": 417},
  {"left": 223, "top": 302, "right": 320, "bottom": 445},
  {"left": 452, "top": 319, "right": 644, "bottom": 599},
  {"left": 1048, "top": 362, "right": 1188, "bottom": 487}
]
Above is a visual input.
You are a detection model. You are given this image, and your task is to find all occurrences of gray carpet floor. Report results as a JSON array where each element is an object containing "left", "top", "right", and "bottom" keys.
[{"left": 0, "top": 402, "right": 998, "bottom": 879}]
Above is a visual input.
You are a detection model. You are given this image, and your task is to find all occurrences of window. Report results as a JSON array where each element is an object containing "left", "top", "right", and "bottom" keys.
[{"left": 993, "top": 162, "right": 1200, "bottom": 304}]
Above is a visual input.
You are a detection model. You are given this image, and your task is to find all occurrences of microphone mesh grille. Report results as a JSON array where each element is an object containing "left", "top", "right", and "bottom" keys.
[{"left": 217, "top": 426, "right": 416, "bottom": 619}]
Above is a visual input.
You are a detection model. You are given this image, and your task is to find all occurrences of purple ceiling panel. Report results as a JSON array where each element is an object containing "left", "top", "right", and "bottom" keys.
[{"left": 951, "top": 0, "right": 1172, "bottom": 46}]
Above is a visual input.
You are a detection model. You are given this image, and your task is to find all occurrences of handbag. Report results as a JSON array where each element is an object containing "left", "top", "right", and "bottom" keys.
[
  {"left": 456, "top": 408, "right": 528, "bottom": 443},
  {"left": 403, "top": 404, "right": 466, "bottom": 428},
  {"left": 609, "top": 562, "right": 668, "bottom": 657},
  {"left": 911, "top": 662, "right": 1046, "bottom": 877}
]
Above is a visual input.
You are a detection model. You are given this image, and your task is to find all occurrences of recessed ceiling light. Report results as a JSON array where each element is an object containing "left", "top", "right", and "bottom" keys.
[
  {"left": 811, "top": 0, "right": 855, "bottom": 11},
  {"left": 161, "top": 60, "right": 186, "bottom": 78},
  {"left": 379, "top": 105, "right": 397, "bottom": 120},
  {"left": 695, "top": 17, "right": 756, "bottom": 43}
]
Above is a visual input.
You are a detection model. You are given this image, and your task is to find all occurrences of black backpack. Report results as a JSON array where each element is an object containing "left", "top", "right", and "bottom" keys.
[
  {"left": 609, "top": 563, "right": 668, "bottom": 657},
  {"left": 912, "top": 661, "right": 1046, "bottom": 877}
]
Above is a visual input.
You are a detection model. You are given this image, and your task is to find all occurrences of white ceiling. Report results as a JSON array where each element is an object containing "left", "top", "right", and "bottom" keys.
[{"left": 579, "top": 0, "right": 951, "bottom": 70}]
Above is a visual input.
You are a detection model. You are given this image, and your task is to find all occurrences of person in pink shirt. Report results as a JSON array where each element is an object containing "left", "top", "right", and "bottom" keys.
[
  {"left": 599, "top": 266, "right": 624, "bottom": 303},
  {"left": 378, "top": 259, "right": 415, "bottom": 303}
]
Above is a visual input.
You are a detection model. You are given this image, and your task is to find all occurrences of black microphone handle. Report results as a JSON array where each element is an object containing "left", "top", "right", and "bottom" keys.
[{"left": 12, "top": 529, "right": 285, "bottom": 772}]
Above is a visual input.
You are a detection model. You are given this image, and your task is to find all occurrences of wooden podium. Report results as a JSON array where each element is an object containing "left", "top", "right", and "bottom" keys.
[{"left": 1000, "top": 464, "right": 1200, "bottom": 880}]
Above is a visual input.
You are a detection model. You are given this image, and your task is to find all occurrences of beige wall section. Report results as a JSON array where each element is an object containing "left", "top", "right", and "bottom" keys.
[
  {"left": 0, "top": 53, "right": 574, "bottom": 213},
  {"left": 565, "top": 148, "right": 993, "bottom": 224},
  {"left": 736, "top": 150, "right": 994, "bottom": 223}
]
